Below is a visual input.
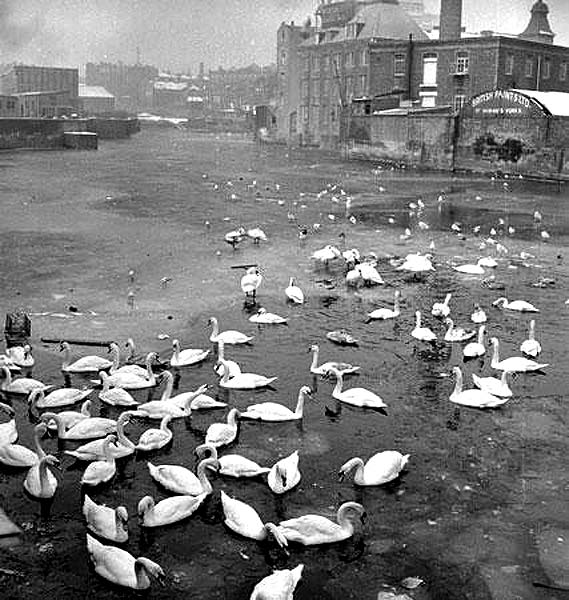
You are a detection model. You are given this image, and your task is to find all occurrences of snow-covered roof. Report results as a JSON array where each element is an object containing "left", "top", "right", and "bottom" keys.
[
  {"left": 512, "top": 89, "right": 569, "bottom": 117},
  {"left": 79, "top": 84, "right": 114, "bottom": 99},
  {"left": 153, "top": 81, "right": 188, "bottom": 92}
]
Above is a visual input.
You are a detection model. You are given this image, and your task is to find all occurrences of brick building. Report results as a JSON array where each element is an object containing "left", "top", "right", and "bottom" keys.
[{"left": 79, "top": 85, "right": 116, "bottom": 115}]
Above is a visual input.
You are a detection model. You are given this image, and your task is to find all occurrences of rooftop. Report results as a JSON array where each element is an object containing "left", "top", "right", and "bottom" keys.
[{"left": 78, "top": 84, "right": 114, "bottom": 99}]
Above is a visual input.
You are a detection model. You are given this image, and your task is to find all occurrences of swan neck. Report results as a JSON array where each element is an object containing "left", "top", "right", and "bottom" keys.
[
  {"left": 110, "top": 345, "right": 120, "bottom": 371},
  {"left": 477, "top": 326, "right": 485, "bottom": 345},
  {"left": 160, "top": 373, "right": 173, "bottom": 401},
  {"left": 453, "top": 368, "right": 463, "bottom": 394},
  {"left": 345, "top": 458, "right": 365, "bottom": 483},
  {"left": 295, "top": 390, "right": 306, "bottom": 417},
  {"left": 310, "top": 346, "right": 318, "bottom": 369},
  {"left": 103, "top": 437, "right": 116, "bottom": 463},
  {"left": 219, "top": 360, "right": 230, "bottom": 383},
  {"left": 134, "top": 560, "right": 151, "bottom": 589},
  {"left": 337, "top": 505, "right": 357, "bottom": 531},
  {"left": 197, "top": 460, "right": 213, "bottom": 494},
  {"left": 101, "top": 372, "right": 111, "bottom": 393},
  {"left": 393, "top": 293, "right": 400, "bottom": 313},
  {"left": 491, "top": 339, "right": 500, "bottom": 364},
  {"left": 116, "top": 416, "right": 135, "bottom": 449},
  {"left": 333, "top": 371, "right": 343, "bottom": 395},
  {"left": 529, "top": 320, "right": 535, "bottom": 340},
  {"left": 227, "top": 410, "right": 238, "bottom": 427},
  {"left": 210, "top": 319, "right": 219, "bottom": 337},
  {"left": 33, "top": 426, "right": 47, "bottom": 459},
  {"left": 217, "top": 341, "right": 225, "bottom": 361}
]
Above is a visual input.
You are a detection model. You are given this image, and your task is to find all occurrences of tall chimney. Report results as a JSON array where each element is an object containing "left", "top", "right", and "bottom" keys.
[{"left": 439, "top": 0, "right": 462, "bottom": 41}]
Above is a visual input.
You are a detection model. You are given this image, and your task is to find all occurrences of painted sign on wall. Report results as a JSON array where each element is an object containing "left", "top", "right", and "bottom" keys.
[{"left": 463, "top": 89, "right": 545, "bottom": 118}]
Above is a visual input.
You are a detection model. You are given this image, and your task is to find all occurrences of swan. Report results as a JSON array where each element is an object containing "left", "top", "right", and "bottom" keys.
[
  {"left": 60, "top": 341, "right": 114, "bottom": 373},
  {"left": 65, "top": 412, "right": 135, "bottom": 461},
  {"left": 471, "top": 304, "right": 487, "bottom": 324},
  {"left": 6, "top": 344, "right": 34, "bottom": 368},
  {"left": 83, "top": 494, "right": 129, "bottom": 543},
  {"left": 170, "top": 339, "right": 210, "bottom": 368},
  {"left": 195, "top": 444, "right": 270, "bottom": 478},
  {"left": 23, "top": 453, "right": 59, "bottom": 499},
  {"left": 41, "top": 412, "right": 116, "bottom": 441},
  {"left": 124, "top": 338, "right": 145, "bottom": 365},
  {"left": 326, "top": 330, "right": 359, "bottom": 346},
  {"left": 431, "top": 293, "right": 452, "bottom": 318},
  {"left": 463, "top": 325, "right": 486, "bottom": 358},
  {"left": 492, "top": 297, "right": 539, "bottom": 312},
  {"left": 0, "top": 354, "right": 21, "bottom": 372},
  {"left": 110, "top": 345, "right": 156, "bottom": 379},
  {"left": 147, "top": 457, "right": 219, "bottom": 496},
  {"left": 241, "top": 267, "right": 263, "bottom": 298},
  {"left": 241, "top": 386, "right": 312, "bottom": 422},
  {"left": 135, "top": 414, "right": 173, "bottom": 451},
  {"left": 224, "top": 226, "right": 246, "bottom": 249},
  {"left": 220, "top": 490, "right": 288, "bottom": 548},
  {"left": 472, "top": 370, "right": 513, "bottom": 398},
  {"left": 449, "top": 366, "right": 507, "bottom": 408},
  {"left": 247, "top": 227, "right": 267, "bottom": 244},
  {"left": 95, "top": 352, "right": 158, "bottom": 390},
  {"left": 0, "top": 402, "right": 17, "bottom": 445},
  {"left": 98, "top": 371, "right": 138, "bottom": 406},
  {"left": 133, "top": 380, "right": 209, "bottom": 419},
  {"left": 396, "top": 253, "right": 435, "bottom": 273},
  {"left": 357, "top": 261, "right": 384, "bottom": 285},
  {"left": 138, "top": 493, "right": 209, "bottom": 527},
  {"left": 309, "top": 344, "right": 360, "bottom": 376},
  {"left": 520, "top": 319, "right": 541, "bottom": 357},
  {"left": 205, "top": 408, "right": 240, "bottom": 448},
  {"left": 490, "top": 337, "right": 548, "bottom": 372},
  {"left": 327, "top": 367, "right": 387, "bottom": 409},
  {"left": 0, "top": 422, "right": 47, "bottom": 468},
  {"left": 249, "top": 308, "right": 288, "bottom": 324},
  {"left": 0, "top": 366, "right": 50, "bottom": 395},
  {"left": 250, "top": 565, "right": 304, "bottom": 600},
  {"left": 268, "top": 450, "right": 301, "bottom": 494},
  {"left": 213, "top": 339, "right": 241, "bottom": 378},
  {"left": 453, "top": 259, "right": 485, "bottom": 275},
  {"left": 28, "top": 386, "right": 93, "bottom": 409},
  {"left": 285, "top": 277, "right": 304, "bottom": 304},
  {"left": 411, "top": 311, "right": 437, "bottom": 342},
  {"left": 86, "top": 534, "right": 165, "bottom": 589},
  {"left": 81, "top": 434, "right": 117, "bottom": 486},
  {"left": 208, "top": 317, "right": 254, "bottom": 344},
  {"left": 311, "top": 245, "right": 341, "bottom": 265},
  {"left": 478, "top": 256, "right": 498, "bottom": 268},
  {"left": 158, "top": 372, "right": 222, "bottom": 410},
  {"left": 339, "top": 451, "right": 410, "bottom": 486},
  {"left": 444, "top": 318, "right": 476, "bottom": 343},
  {"left": 217, "top": 358, "right": 277, "bottom": 390},
  {"left": 39, "top": 399, "right": 92, "bottom": 433},
  {"left": 276, "top": 501, "right": 365, "bottom": 546},
  {"left": 368, "top": 290, "right": 400, "bottom": 320}
]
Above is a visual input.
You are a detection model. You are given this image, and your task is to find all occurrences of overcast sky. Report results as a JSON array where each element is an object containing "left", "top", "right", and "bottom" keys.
[{"left": 1, "top": 0, "right": 568, "bottom": 73}]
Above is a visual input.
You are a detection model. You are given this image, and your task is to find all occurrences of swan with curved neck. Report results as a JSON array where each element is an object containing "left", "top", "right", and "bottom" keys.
[
  {"left": 411, "top": 311, "right": 436, "bottom": 342},
  {"left": 0, "top": 402, "right": 17, "bottom": 446},
  {"left": 195, "top": 443, "right": 270, "bottom": 478},
  {"left": 213, "top": 340, "right": 241, "bottom": 378},
  {"left": 444, "top": 318, "right": 476, "bottom": 343},
  {"left": 0, "top": 422, "right": 47, "bottom": 468},
  {"left": 221, "top": 490, "right": 288, "bottom": 548},
  {"left": 250, "top": 565, "right": 304, "bottom": 600},
  {"left": 138, "top": 492, "right": 210, "bottom": 527},
  {"left": 83, "top": 494, "right": 129, "bottom": 543},
  {"left": 170, "top": 339, "right": 210, "bottom": 368},
  {"left": 99, "top": 352, "right": 157, "bottom": 390},
  {"left": 159, "top": 373, "right": 223, "bottom": 410},
  {"left": 39, "top": 399, "right": 92, "bottom": 433},
  {"left": 449, "top": 366, "right": 507, "bottom": 408},
  {"left": 133, "top": 380, "right": 208, "bottom": 419},
  {"left": 1, "top": 366, "right": 50, "bottom": 395},
  {"left": 6, "top": 344, "right": 34, "bottom": 368},
  {"left": 98, "top": 371, "right": 138, "bottom": 406},
  {"left": 81, "top": 434, "right": 117, "bottom": 486},
  {"left": 249, "top": 308, "right": 288, "bottom": 324},
  {"left": 492, "top": 297, "right": 539, "bottom": 312},
  {"left": 217, "top": 358, "right": 277, "bottom": 390},
  {"left": 471, "top": 304, "right": 487, "bottom": 323},
  {"left": 368, "top": 290, "right": 401, "bottom": 320},
  {"left": 520, "top": 319, "right": 541, "bottom": 357},
  {"left": 309, "top": 344, "right": 360, "bottom": 376},
  {"left": 205, "top": 408, "right": 240, "bottom": 448},
  {"left": 339, "top": 451, "right": 409, "bottom": 486},
  {"left": 431, "top": 292, "right": 452, "bottom": 318},
  {"left": 60, "top": 341, "right": 115, "bottom": 373},
  {"left": 86, "top": 533, "right": 165, "bottom": 589},
  {"left": 41, "top": 411, "right": 116, "bottom": 441},
  {"left": 208, "top": 317, "right": 254, "bottom": 344},
  {"left": 327, "top": 367, "right": 387, "bottom": 409},
  {"left": 110, "top": 343, "right": 153, "bottom": 378},
  {"left": 268, "top": 450, "right": 301, "bottom": 494},
  {"left": 241, "top": 386, "right": 312, "bottom": 421},
  {"left": 472, "top": 370, "right": 513, "bottom": 398},
  {"left": 135, "top": 415, "right": 173, "bottom": 451},
  {"left": 463, "top": 325, "right": 486, "bottom": 358},
  {"left": 23, "top": 453, "right": 59, "bottom": 499},
  {"left": 147, "top": 457, "right": 219, "bottom": 496},
  {"left": 285, "top": 277, "right": 304, "bottom": 304},
  {"left": 490, "top": 337, "right": 548, "bottom": 372},
  {"left": 28, "top": 386, "right": 92, "bottom": 409},
  {"left": 276, "top": 501, "right": 365, "bottom": 545}
]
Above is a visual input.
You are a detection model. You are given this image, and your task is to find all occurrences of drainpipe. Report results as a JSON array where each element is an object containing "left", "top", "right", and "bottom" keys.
[
  {"left": 407, "top": 34, "right": 414, "bottom": 102},
  {"left": 536, "top": 54, "right": 542, "bottom": 91}
]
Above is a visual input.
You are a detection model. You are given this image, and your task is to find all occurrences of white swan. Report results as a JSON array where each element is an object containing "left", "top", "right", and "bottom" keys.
[
  {"left": 96, "top": 352, "right": 158, "bottom": 390},
  {"left": 83, "top": 494, "right": 129, "bottom": 543},
  {"left": 449, "top": 366, "right": 507, "bottom": 408},
  {"left": 411, "top": 311, "right": 436, "bottom": 342},
  {"left": 247, "top": 227, "right": 267, "bottom": 244},
  {"left": 217, "top": 358, "right": 277, "bottom": 390},
  {"left": 132, "top": 380, "right": 208, "bottom": 419},
  {"left": 396, "top": 253, "right": 435, "bottom": 273},
  {"left": 135, "top": 415, "right": 173, "bottom": 451},
  {"left": 0, "top": 402, "right": 17, "bottom": 445},
  {"left": 277, "top": 502, "right": 365, "bottom": 546},
  {"left": 39, "top": 399, "right": 92, "bottom": 433},
  {"left": 220, "top": 490, "right": 288, "bottom": 548},
  {"left": 368, "top": 290, "right": 400, "bottom": 320},
  {"left": 110, "top": 345, "right": 155, "bottom": 379},
  {"left": 357, "top": 261, "right": 384, "bottom": 285},
  {"left": 159, "top": 372, "right": 223, "bottom": 410},
  {"left": 23, "top": 453, "right": 59, "bottom": 499},
  {"left": 1, "top": 366, "right": 50, "bottom": 395},
  {"left": 205, "top": 408, "right": 240, "bottom": 448},
  {"left": 478, "top": 256, "right": 498, "bottom": 268},
  {"left": 311, "top": 245, "right": 341, "bottom": 265},
  {"left": 0, "top": 422, "right": 47, "bottom": 468},
  {"left": 0, "top": 354, "right": 21, "bottom": 372},
  {"left": 81, "top": 434, "right": 117, "bottom": 486},
  {"left": 268, "top": 450, "right": 301, "bottom": 494},
  {"left": 147, "top": 457, "right": 219, "bottom": 496},
  {"left": 444, "top": 318, "right": 476, "bottom": 343},
  {"left": 195, "top": 444, "right": 270, "bottom": 478},
  {"left": 472, "top": 370, "right": 513, "bottom": 398},
  {"left": 490, "top": 337, "right": 548, "bottom": 372},
  {"left": 327, "top": 367, "right": 387, "bottom": 409},
  {"left": 463, "top": 325, "right": 486, "bottom": 358},
  {"left": 471, "top": 304, "right": 487, "bottom": 323},
  {"left": 453, "top": 259, "right": 485, "bottom": 275},
  {"left": 241, "top": 386, "right": 312, "bottom": 422},
  {"left": 431, "top": 293, "right": 452, "bottom": 317},
  {"left": 170, "top": 339, "right": 210, "bottom": 368},
  {"left": 86, "top": 534, "right": 165, "bottom": 589},
  {"left": 520, "top": 319, "right": 541, "bottom": 357},
  {"left": 339, "top": 451, "right": 409, "bottom": 486},
  {"left": 6, "top": 344, "right": 34, "bottom": 368},
  {"left": 41, "top": 411, "right": 116, "bottom": 441},
  {"left": 241, "top": 267, "right": 263, "bottom": 298},
  {"left": 249, "top": 308, "right": 288, "bottom": 325},
  {"left": 285, "top": 277, "right": 304, "bottom": 304},
  {"left": 492, "top": 297, "right": 539, "bottom": 312},
  {"left": 213, "top": 339, "right": 241, "bottom": 378},
  {"left": 65, "top": 412, "right": 135, "bottom": 461},
  {"left": 28, "top": 386, "right": 93, "bottom": 409},
  {"left": 250, "top": 565, "right": 304, "bottom": 600},
  {"left": 98, "top": 371, "right": 138, "bottom": 406},
  {"left": 60, "top": 341, "right": 114, "bottom": 373},
  {"left": 138, "top": 493, "right": 209, "bottom": 527},
  {"left": 309, "top": 344, "right": 360, "bottom": 376},
  {"left": 208, "top": 317, "right": 254, "bottom": 344}
]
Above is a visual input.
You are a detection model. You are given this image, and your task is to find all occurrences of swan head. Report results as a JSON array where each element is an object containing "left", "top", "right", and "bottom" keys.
[
  {"left": 338, "top": 501, "right": 366, "bottom": 525},
  {"left": 115, "top": 505, "right": 129, "bottom": 525},
  {"left": 299, "top": 385, "right": 313, "bottom": 397},
  {"left": 138, "top": 495, "right": 155, "bottom": 517},
  {"left": 492, "top": 297, "right": 507, "bottom": 307},
  {"left": 125, "top": 338, "right": 135, "bottom": 349},
  {"left": 59, "top": 341, "right": 71, "bottom": 353},
  {"left": 0, "top": 402, "right": 15, "bottom": 417},
  {"left": 308, "top": 343, "right": 319, "bottom": 353},
  {"left": 207, "top": 317, "right": 217, "bottom": 325},
  {"left": 490, "top": 337, "right": 499, "bottom": 347},
  {"left": 43, "top": 454, "right": 61, "bottom": 470},
  {"left": 135, "top": 557, "right": 166, "bottom": 586},
  {"left": 171, "top": 339, "right": 181, "bottom": 350},
  {"left": 194, "top": 443, "right": 217, "bottom": 460},
  {"left": 338, "top": 457, "right": 361, "bottom": 481}
]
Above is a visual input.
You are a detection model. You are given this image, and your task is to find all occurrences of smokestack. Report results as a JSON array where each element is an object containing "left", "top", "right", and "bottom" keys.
[{"left": 439, "top": 0, "right": 462, "bottom": 41}]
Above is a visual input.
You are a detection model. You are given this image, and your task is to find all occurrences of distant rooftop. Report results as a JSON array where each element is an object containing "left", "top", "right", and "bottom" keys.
[{"left": 79, "top": 84, "right": 114, "bottom": 99}]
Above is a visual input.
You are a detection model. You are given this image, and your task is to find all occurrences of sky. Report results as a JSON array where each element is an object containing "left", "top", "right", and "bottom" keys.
[{"left": 1, "top": 0, "right": 569, "bottom": 73}]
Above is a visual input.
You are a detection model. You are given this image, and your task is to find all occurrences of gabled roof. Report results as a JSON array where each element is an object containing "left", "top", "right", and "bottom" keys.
[
  {"left": 79, "top": 84, "right": 114, "bottom": 99},
  {"left": 513, "top": 89, "right": 569, "bottom": 117}
]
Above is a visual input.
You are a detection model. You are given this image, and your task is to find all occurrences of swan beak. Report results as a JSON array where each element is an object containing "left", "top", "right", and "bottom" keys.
[{"left": 337, "top": 470, "right": 345, "bottom": 482}]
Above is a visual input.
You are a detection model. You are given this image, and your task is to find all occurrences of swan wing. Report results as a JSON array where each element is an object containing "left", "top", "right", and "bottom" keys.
[
  {"left": 221, "top": 491, "right": 265, "bottom": 539},
  {"left": 450, "top": 390, "right": 507, "bottom": 408},
  {"left": 87, "top": 535, "right": 138, "bottom": 588},
  {"left": 40, "top": 388, "right": 92, "bottom": 408},
  {"left": 0, "top": 421, "right": 17, "bottom": 445},
  {"left": 148, "top": 463, "right": 202, "bottom": 495},
  {"left": 81, "top": 460, "right": 116, "bottom": 485},
  {"left": 241, "top": 402, "right": 294, "bottom": 421},
  {"left": 205, "top": 423, "right": 235, "bottom": 447},
  {"left": 144, "top": 495, "right": 206, "bottom": 526},
  {"left": 218, "top": 455, "right": 270, "bottom": 477},
  {"left": 0, "top": 443, "right": 38, "bottom": 467},
  {"left": 364, "top": 451, "right": 408, "bottom": 484},
  {"left": 66, "top": 418, "right": 116, "bottom": 440},
  {"left": 250, "top": 565, "right": 304, "bottom": 600},
  {"left": 277, "top": 515, "right": 346, "bottom": 545},
  {"left": 190, "top": 394, "right": 227, "bottom": 410},
  {"left": 339, "top": 388, "right": 387, "bottom": 408}
]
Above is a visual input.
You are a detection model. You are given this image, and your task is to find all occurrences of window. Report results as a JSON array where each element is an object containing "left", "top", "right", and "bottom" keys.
[
  {"left": 346, "top": 75, "right": 354, "bottom": 98},
  {"left": 422, "top": 53, "right": 438, "bottom": 86},
  {"left": 280, "top": 51, "right": 287, "bottom": 66},
  {"left": 453, "top": 94, "right": 466, "bottom": 111},
  {"left": 346, "top": 23, "right": 357, "bottom": 38},
  {"left": 394, "top": 53, "right": 406, "bottom": 76},
  {"left": 358, "top": 74, "right": 367, "bottom": 95},
  {"left": 300, "top": 105, "right": 309, "bottom": 122},
  {"left": 301, "top": 80, "right": 309, "bottom": 99},
  {"left": 560, "top": 62, "right": 567, "bottom": 81},
  {"left": 333, "top": 53, "right": 342, "bottom": 73},
  {"left": 360, "top": 49, "right": 369, "bottom": 66},
  {"left": 311, "top": 79, "right": 320, "bottom": 103},
  {"left": 525, "top": 57, "right": 534, "bottom": 77},
  {"left": 542, "top": 58, "right": 551, "bottom": 80},
  {"left": 311, "top": 55, "right": 320, "bottom": 72},
  {"left": 456, "top": 51, "right": 469, "bottom": 74},
  {"left": 345, "top": 52, "right": 354, "bottom": 69},
  {"left": 322, "top": 55, "right": 330, "bottom": 71},
  {"left": 505, "top": 54, "right": 514, "bottom": 75}
]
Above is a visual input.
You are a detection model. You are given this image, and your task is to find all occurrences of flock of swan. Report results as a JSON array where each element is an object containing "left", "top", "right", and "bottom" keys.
[{"left": 0, "top": 178, "right": 557, "bottom": 599}]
